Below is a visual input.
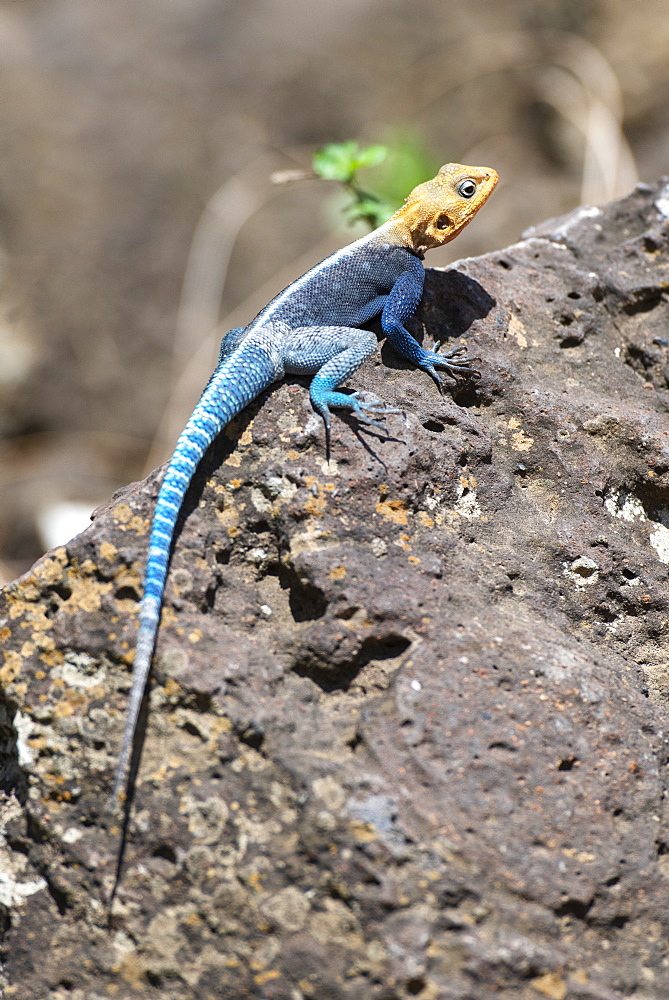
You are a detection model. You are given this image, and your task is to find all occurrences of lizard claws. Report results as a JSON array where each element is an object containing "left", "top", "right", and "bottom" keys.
[
  {"left": 315, "top": 392, "right": 401, "bottom": 440},
  {"left": 349, "top": 391, "right": 402, "bottom": 415},
  {"left": 433, "top": 344, "right": 469, "bottom": 359},
  {"left": 349, "top": 393, "right": 402, "bottom": 430},
  {"left": 415, "top": 344, "right": 482, "bottom": 384}
]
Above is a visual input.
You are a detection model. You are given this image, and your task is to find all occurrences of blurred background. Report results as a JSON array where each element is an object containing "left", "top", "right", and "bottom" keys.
[{"left": 0, "top": 0, "right": 668, "bottom": 582}]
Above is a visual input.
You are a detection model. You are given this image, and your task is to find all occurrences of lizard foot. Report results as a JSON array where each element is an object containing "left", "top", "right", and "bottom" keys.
[
  {"left": 314, "top": 390, "right": 402, "bottom": 433},
  {"left": 347, "top": 391, "right": 403, "bottom": 429},
  {"left": 418, "top": 345, "right": 481, "bottom": 390}
]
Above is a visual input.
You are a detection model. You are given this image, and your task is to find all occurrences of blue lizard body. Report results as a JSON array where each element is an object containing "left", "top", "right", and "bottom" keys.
[{"left": 112, "top": 162, "right": 498, "bottom": 801}]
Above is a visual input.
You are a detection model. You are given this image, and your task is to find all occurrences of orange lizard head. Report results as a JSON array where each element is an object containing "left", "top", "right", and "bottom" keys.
[{"left": 380, "top": 162, "right": 498, "bottom": 255}]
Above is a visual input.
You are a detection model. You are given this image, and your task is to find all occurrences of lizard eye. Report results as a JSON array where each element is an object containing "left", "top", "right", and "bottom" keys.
[
  {"left": 436, "top": 214, "right": 451, "bottom": 230},
  {"left": 457, "top": 179, "right": 477, "bottom": 199}
]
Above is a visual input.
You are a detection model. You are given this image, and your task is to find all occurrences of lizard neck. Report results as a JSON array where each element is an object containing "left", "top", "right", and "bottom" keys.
[{"left": 369, "top": 215, "right": 420, "bottom": 253}]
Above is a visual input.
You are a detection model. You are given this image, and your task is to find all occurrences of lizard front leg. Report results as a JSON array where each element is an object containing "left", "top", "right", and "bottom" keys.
[{"left": 382, "top": 260, "right": 480, "bottom": 389}]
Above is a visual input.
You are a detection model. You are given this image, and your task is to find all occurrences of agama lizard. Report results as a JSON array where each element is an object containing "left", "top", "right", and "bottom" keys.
[{"left": 112, "top": 161, "right": 498, "bottom": 802}]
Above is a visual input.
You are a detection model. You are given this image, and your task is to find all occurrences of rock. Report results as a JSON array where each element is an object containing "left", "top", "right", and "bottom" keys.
[{"left": 2, "top": 179, "right": 669, "bottom": 998}]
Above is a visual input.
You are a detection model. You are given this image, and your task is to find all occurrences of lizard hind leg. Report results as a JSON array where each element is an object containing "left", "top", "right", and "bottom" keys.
[{"left": 282, "top": 325, "right": 401, "bottom": 433}]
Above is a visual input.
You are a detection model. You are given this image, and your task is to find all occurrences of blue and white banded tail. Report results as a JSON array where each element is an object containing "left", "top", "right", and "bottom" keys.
[{"left": 112, "top": 327, "right": 284, "bottom": 800}]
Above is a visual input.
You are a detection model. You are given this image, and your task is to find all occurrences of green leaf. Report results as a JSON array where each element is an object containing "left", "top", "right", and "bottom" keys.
[
  {"left": 352, "top": 144, "right": 387, "bottom": 170},
  {"left": 312, "top": 141, "right": 359, "bottom": 182},
  {"left": 358, "top": 130, "right": 439, "bottom": 209},
  {"left": 312, "top": 136, "right": 427, "bottom": 231},
  {"left": 345, "top": 197, "right": 394, "bottom": 229},
  {"left": 312, "top": 141, "right": 389, "bottom": 183}
]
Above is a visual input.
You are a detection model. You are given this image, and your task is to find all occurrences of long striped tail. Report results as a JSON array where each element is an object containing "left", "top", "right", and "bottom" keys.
[{"left": 112, "top": 330, "right": 282, "bottom": 801}]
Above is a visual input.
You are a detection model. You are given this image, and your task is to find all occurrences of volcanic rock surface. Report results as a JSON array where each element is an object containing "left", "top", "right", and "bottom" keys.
[{"left": 2, "top": 180, "right": 669, "bottom": 999}]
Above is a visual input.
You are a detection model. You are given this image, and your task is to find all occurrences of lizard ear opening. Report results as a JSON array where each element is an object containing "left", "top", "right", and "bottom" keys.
[{"left": 436, "top": 214, "right": 451, "bottom": 230}]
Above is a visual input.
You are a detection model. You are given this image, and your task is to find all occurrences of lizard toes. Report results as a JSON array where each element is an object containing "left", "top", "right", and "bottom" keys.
[
  {"left": 423, "top": 351, "right": 481, "bottom": 381},
  {"left": 349, "top": 392, "right": 402, "bottom": 417},
  {"left": 434, "top": 344, "right": 467, "bottom": 359}
]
